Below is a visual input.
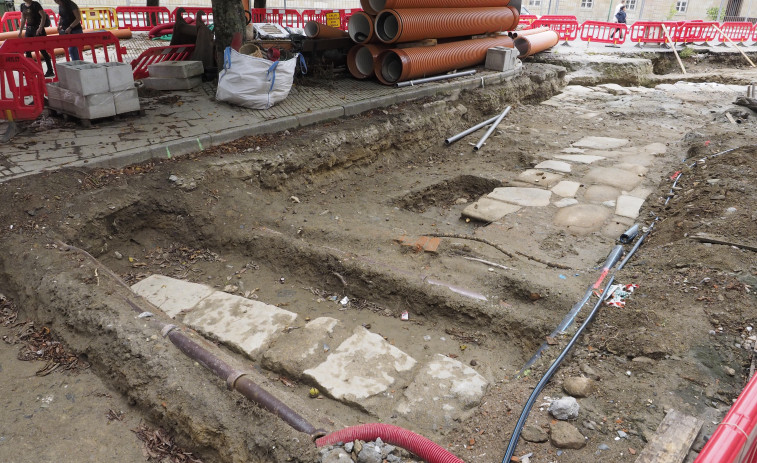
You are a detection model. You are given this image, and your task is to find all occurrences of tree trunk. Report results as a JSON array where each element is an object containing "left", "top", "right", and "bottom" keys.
[{"left": 211, "top": 0, "right": 247, "bottom": 57}]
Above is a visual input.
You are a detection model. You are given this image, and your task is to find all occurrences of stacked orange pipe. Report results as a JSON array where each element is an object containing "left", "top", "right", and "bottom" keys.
[
  {"left": 347, "top": 43, "right": 389, "bottom": 79},
  {"left": 369, "top": 0, "right": 509, "bottom": 8},
  {"left": 513, "top": 29, "right": 559, "bottom": 58},
  {"left": 347, "top": 11, "right": 377, "bottom": 43},
  {"left": 304, "top": 21, "right": 349, "bottom": 39},
  {"left": 374, "top": 7, "right": 519, "bottom": 44},
  {"left": 375, "top": 35, "right": 514, "bottom": 85}
]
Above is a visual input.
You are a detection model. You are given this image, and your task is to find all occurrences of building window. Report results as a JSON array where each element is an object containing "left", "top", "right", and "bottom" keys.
[
  {"left": 626, "top": 0, "right": 637, "bottom": 9},
  {"left": 528, "top": 0, "right": 541, "bottom": 6},
  {"left": 675, "top": 0, "right": 687, "bottom": 12},
  {"left": 580, "top": 0, "right": 593, "bottom": 7}
]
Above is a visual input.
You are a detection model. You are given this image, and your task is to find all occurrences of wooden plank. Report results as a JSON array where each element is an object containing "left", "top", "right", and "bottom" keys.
[
  {"left": 691, "top": 233, "right": 757, "bottom": 252},
  {"left": 635, "top": 410, "right": 703, "bottom": 463}
]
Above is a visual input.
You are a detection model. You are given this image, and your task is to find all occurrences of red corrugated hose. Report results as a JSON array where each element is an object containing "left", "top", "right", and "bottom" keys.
[
  {"left": 374, "top": 35, "right": 515, "bottom": 84},
  {"left": 316, "top": 423, "right": 464, "bottom": 463},
  {"left": 513, "top": 29, "right": 559, "bottom": 57},
  {"left": 348, "top": 11, "right": 378, "bottom": 43},
  {"left": 375, "top": 7, "right": 519, "bottom": 44},
  {"left": 369, "top": 0, "right": 509, "bottom": 10},
  {"left": 347, "top": 43, "right": 389, "bottom": 79}
]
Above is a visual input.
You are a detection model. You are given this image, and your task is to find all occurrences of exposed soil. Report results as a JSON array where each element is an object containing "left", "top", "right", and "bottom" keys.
[{"left": 0, "top": 55, "right": 756, "bottom": 463}]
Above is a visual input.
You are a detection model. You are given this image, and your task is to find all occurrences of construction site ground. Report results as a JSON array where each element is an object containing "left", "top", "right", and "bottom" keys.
[{"left": 1, "top": 39, "right": 757, "bottom": 463}]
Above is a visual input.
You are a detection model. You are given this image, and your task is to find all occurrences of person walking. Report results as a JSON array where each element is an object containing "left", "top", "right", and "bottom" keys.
[
  {"left": 54, "top": 0, "right": 83, "bottom": 61},
  {"left": 610, "top": 5, "right": 627, "bottom": 42},
  {"left": 18, "top": 0, "right": 55, "bottom": 77}
]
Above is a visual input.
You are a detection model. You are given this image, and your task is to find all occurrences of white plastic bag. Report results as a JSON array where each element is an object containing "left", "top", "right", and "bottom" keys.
[{"left": 216, "top": 47, "right": 302, "bottom": 109}]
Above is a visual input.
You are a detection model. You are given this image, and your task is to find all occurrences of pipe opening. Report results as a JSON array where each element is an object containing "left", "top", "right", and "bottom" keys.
[
  {"left": 304, "top": 22, "right": 319, "bottom": 38},
  {"left": 348, "top": 13, "right": 373, "bottom": 43},
  {"left": 355, "top": 46, "right": 377, "bottom": 77},
  {"left": 380, "top": 52, "right": 403, "bottom": 83},
  {"left": 375, "top": 11, "right": 399, "bottom": 43},
  {"left": 369, "top": 0, "right": 387, "bottom": 13},
  {"left": 514, "top": 37, "right": 530, "bottom": 58}
]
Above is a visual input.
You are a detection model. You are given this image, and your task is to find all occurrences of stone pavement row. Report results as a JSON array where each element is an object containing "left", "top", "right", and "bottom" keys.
[{"left": 132, "top": 274, "right": 488, "bottom": 425}]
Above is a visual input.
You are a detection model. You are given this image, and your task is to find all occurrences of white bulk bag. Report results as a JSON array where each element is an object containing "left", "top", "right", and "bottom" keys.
[{"left": 216, "top": 47, "right": 302, "bottom": 109}]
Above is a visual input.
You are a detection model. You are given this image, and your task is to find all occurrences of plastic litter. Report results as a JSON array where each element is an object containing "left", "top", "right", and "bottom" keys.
[
  {"left": 401, "top": 311, "right": 409, "bottom": 321},
  {"left": 605, "top": 283, "right": 639, "bottom": 307},
  {"left": 339, "top": 296, "right": 349, "bottom": 306}
]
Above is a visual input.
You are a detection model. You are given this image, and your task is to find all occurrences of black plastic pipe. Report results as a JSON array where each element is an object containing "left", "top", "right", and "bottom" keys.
[{"left": 619, "top": 224, "right": 639, "bottom": 244}]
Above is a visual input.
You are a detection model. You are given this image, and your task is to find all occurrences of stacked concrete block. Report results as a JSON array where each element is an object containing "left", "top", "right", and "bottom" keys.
[
  {"left": 143, "top": 61, "right": 204, "bottom": 91},
  {"left": 47, "top": 61, "right": 139, "bottom": 120},
  {"left": 485, "top": 46, "right": 519, "bottom": 72}
]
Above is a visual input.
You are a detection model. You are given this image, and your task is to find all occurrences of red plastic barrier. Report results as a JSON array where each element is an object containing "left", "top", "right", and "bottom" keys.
[
  {"left": 301, "top": 9, "right": 337, "bottom": 24},
  {"left": 172, "top": 7, "right": 213, "bottom": 25},
  {"left": 629, "top": 21, "right": 680, "bottom": 46},
  {"left": 250, "top": 8, "right": 303, "bottom": 28},
  {"left": 0, "top": 32, "right": 126, "bottom": 83},
  {"left": 339, "top": 8, "right": 362, "bottom": 31},
  {"left": 718, "top": 21, "right": 754, "bottom": 43},
  {"left": 116, "top": 6, "right": 172, "bottom": 32},
  {"left": 579, "top": 20, "right": 627, "bottom": 45},
  {"left": 130, "top": 44, "right": 194, "bottom": 80},
  {"left": 0, "top": 53, "right": 45, "bottom": 121},
  {"left": 529, "top": 17, "right": 579, "bottom": 42},
  {"left": 1, "top": 10, "right": 56, "bottom": 32},
  {"left": 519, "top": 14, "right": 538, "bottom": 27},
  {"left": 674, "top": 20, "right": 718, "bottom": 43},
  {"left": 539, "top": 15, "right": 578, "bottom": 21},
  {"left": 696, "top": 373, "right": 757, "bottom": 463}
]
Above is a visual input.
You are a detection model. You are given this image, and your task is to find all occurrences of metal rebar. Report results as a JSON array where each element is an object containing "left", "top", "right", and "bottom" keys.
[
  {"left": 473, "top": 106, "right": 511, "bottom": 151},
  {"left": 394, "top": 69, "right": 476, "bottom": 88},
  {"left": 445, "top": 114, "right": 499, "bottom": 145}
]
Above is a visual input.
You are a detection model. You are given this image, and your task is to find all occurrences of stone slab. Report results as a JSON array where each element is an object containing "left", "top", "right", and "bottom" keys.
[
  {"left": 554, "top": 198, "right": 579, "bottom": 208},
  {"left": 130, "top": 274, "right": 215, "bottom": 318},
  {"left": 462, "top": 197, "right": 521, "bottom": 222},
  {"left": 262, "top": 317, "right": 351, "bottom": 379},
  {"left": 572, "top": 136, "right": 629, "bottom": 150},
  {"left": 147, "top": 61, "right": 204, "bottom": 79},
  {"left": 584, "top": 184, "right": 620, "bottom": 204},
  {"left": 615, "top": 194, "right": 646, "bottom": 219},
  {"left": 303, "top": 327, "right": 417, "bottom": 411},
  {"left": 395, "top": 354, "right": 488, "bottom": 428},
  {"left": 516, "top": 170, "right": 563, "bottom": 188},
  {"left": 554, "top": 154, "right": 605, "bottom": 164},
  {"left": 143, "top": 76, "right": 202, "bottom": 91},
  {"left": 554, "top": 204, "right": 611, "bottom": 234},
  {"left": 561, "top": 147, "right": 585, "bottom": 154},
  {"left": 184, "top": 291, "right": 298, "bottom": 359},
  {"left": 551, "top": 180, "right": 582, "bottom": 198},
  {"left": 488, "top": 187, "right": 552, "bottom": 207},
  {"left": 535, "top": 160, "right": 572, "bottom": 173},
  {"left": 583, "top": 166, "right": 644, "bottom": 191}
]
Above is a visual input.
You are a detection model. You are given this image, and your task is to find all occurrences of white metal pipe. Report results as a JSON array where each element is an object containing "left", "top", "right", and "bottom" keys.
[
  {"left": 473, "top": 106, "right": 511, "bottom": 151},
  {"left": 445, "top": 114, "right": 499, "bottom": 145},
  {"left": 395, "top": 69, "right": 476, "bottom": 88}
]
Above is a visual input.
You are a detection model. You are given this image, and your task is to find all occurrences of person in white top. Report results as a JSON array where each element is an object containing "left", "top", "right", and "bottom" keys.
[{"left": 613, "top": 0, "right": 626, "bottom": 18}]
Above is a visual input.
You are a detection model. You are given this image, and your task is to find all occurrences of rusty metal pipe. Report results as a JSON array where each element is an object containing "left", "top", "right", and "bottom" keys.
[
  {"left": 347, "top": 43, "right": 389, "bottom": 79},
  {"left": 370, "top": 0, "right": 510, "bottom": 10},
  {"left": 375, "top": 35, "right": 514, "bottom": 85},
  {"left": 513, "top": 29, "right": 559, "bottom": 58},
  {"left": 474, "top": 106, "right": 511, "bottom": 151},
  {"left": 395, "top": 69, "right": 476, "bottom": 87},
  {"left": 348, "top": 11, "right": 377, "bottom": 44},
  {"left": 305, "top": 21, "right": 349, "bottom": 39},
  {"left": 375, "top": 7, "right": 519, "bottom": 44}
]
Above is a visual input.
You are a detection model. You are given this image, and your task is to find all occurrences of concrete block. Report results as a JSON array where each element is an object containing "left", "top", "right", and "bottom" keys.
[
  {"left": 113, "top": 88, "right": 140, "bottom": 114},
  {"left": 147, "top": 61, "right": 204, "bottom": 79},
  {"left": 130, "top": 274, "right": 215, "bottom": 318},
  {"left": 485, "top": 46, "right": 518, "bottom": 72},
  {"left": 143, "top": 76, "right": 202, "bottom": 91},
  {"left": 102, "top": 62, "right": 135, "bottom": 92},
  {"left": 57, "top": 61, "right": 109, "bottom": 96},
  {"left": 47, "top": 82, "right": 116, "bottom": 120}
]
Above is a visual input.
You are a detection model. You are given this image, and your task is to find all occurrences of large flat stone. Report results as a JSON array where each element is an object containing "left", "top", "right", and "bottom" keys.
[
  {"left": 554, "top": 204, "right": 611, "bottom": 234},
  {"left": 130, "top": 274, "right": 215, "bottom": 318},
  {"left": 395, "top": 354, "right": 488, "bottom": 428},
  {"left": 516, "top": 169, "right": 563, "bottom": 188},
  {"left": 184, "top": 291, "right": 297, "bottom": 359},
  {"left": 488, "top": 187, "right": 552, "bottom": 207},
  {"left": 535, "top": 160, "right": 572, "bottom": 173},
  {"left": 553, "top": 154, "right": 605, "bottom": 164},
  {"left": 583, "top": 166, "right": 644, "bottom": 191},
  {"left": 572, "top": 136, "right": 629, "bottom": 150},
  {"left": 462, "top": 197, "right": 521, "bottom": 222},
  {"left": 262, "top": 317, "right": 351, "bottom": 379},
  {"left": 551, "top": 180, "right": 581, "bottom": 198},
  {"left": 303, "top": 327, "right": 417, "bottom": 412},
  {"left": 583, "top": 184, "right": 620, "bottom": 204},
  {"left": 615, "top": 194, "right": 646, "bottom": 219}
]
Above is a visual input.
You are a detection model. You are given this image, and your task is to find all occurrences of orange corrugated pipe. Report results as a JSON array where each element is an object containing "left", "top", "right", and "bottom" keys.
[
  {"left": 348, "top": 11, "right": 377, "bottom": 43},
  {"left": 374, "top": 34, "right": 514, "bottom": 85},
  {"left": 304, "top": 21, "right": 349, "bottom": 38},
  {"left": 347, "top": 43, "right": 389, "bottom": 79},
  {"left": 513, "top": 29, "right": 559, "bottom": 58},
  {"left": 360, "top": 0, "right": 380, "bottom": 16},
  {"left": 369, "top": 0, "right": 509, "bottom": 10},
  {"left": 375, "top": 7, "right": 519, "bottom": 44},
  {"left": 509, "top": 26, "right": 550, "bottom": 38}
]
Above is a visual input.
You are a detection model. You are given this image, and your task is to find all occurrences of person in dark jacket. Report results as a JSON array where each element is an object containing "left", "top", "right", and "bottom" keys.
[
  {"left": 54, "top": 0, "right": 83, "bottom": 61},
  {"left": 610, "top": 5, "right": 627, "bottom": 41},
  {"left": 18, "top": 0, "right": 54, "bottom": 77}
]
